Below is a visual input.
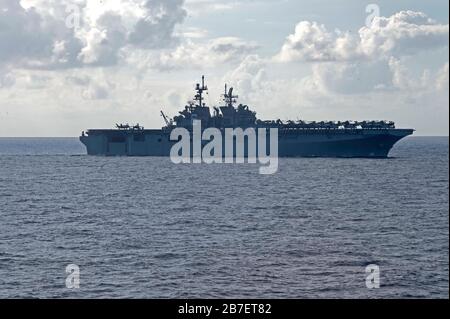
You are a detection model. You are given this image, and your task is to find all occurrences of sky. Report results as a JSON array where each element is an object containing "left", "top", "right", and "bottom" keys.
[{"left": 0, "top": 0, "right": 448, "bottom": 136}]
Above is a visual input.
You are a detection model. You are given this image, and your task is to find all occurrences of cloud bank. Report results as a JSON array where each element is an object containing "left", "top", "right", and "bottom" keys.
[
  {"left": 1, "top": 0, "right": 187, "bottom": 69},
  {"left": 276, "top": 11, "right": 449, "bottom": 62}
]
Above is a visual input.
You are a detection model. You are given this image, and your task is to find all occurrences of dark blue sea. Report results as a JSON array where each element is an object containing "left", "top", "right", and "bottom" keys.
[{"left": 0, "top": 137, "right": 448, "bottom": 298}]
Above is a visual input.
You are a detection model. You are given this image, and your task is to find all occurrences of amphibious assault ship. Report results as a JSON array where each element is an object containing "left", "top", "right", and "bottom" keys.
[{"left": 80, "top": 76, "right": 414, "bottom": 157}]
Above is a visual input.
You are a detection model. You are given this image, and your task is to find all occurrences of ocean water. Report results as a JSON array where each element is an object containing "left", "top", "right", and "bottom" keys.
[{"left": 0, "top": 137, "right": 448, "bottom": 298}]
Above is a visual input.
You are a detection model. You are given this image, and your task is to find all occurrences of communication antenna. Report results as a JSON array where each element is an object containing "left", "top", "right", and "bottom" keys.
[
  {"left": 193, "top": 75, "right": 208, "bottom": 107},
  {"left": 160, "top": 111, "right": 172, "bottom": 126}
]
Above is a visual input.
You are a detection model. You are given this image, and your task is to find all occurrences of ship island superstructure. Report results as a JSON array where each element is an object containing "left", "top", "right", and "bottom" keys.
[{"left": 80, "top": 76, "right": 414, "bottom": 157}]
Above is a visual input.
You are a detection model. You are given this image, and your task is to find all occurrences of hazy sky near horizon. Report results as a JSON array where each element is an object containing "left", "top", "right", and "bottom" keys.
[{"left": 0, "top": 0, "right": 448, "bottom": 136}]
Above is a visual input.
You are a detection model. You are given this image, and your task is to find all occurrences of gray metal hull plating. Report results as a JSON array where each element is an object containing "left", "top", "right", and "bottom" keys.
[{"left": 80, "top": 128, "right": 413, "bottom": 158}]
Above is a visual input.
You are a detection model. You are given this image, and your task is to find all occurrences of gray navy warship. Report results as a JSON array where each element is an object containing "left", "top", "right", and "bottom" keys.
[{"left": 80, "top": 76, "right": 414, "bottom": 157}]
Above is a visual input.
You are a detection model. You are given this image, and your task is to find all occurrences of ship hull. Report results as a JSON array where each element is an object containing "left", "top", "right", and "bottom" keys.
[{"left": 80, "top": 128, "right": 413, "bottom": 158}]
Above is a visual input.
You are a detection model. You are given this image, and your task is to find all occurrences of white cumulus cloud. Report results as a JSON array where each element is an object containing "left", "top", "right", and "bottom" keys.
[
  {"left": 1, "top": 0, "right": 187, "bottom": 69},
  {"left": 276, "top": 10, "right": 449, "bottom": 62}
]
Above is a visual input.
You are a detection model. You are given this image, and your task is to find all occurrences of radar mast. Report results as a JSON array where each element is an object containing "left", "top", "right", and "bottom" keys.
[
  {"left": 222, "top": 84, "right": 238, "bottom": 108},
  {"left": 193, "top": 75, "right": 208, "bottom": 107}
]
